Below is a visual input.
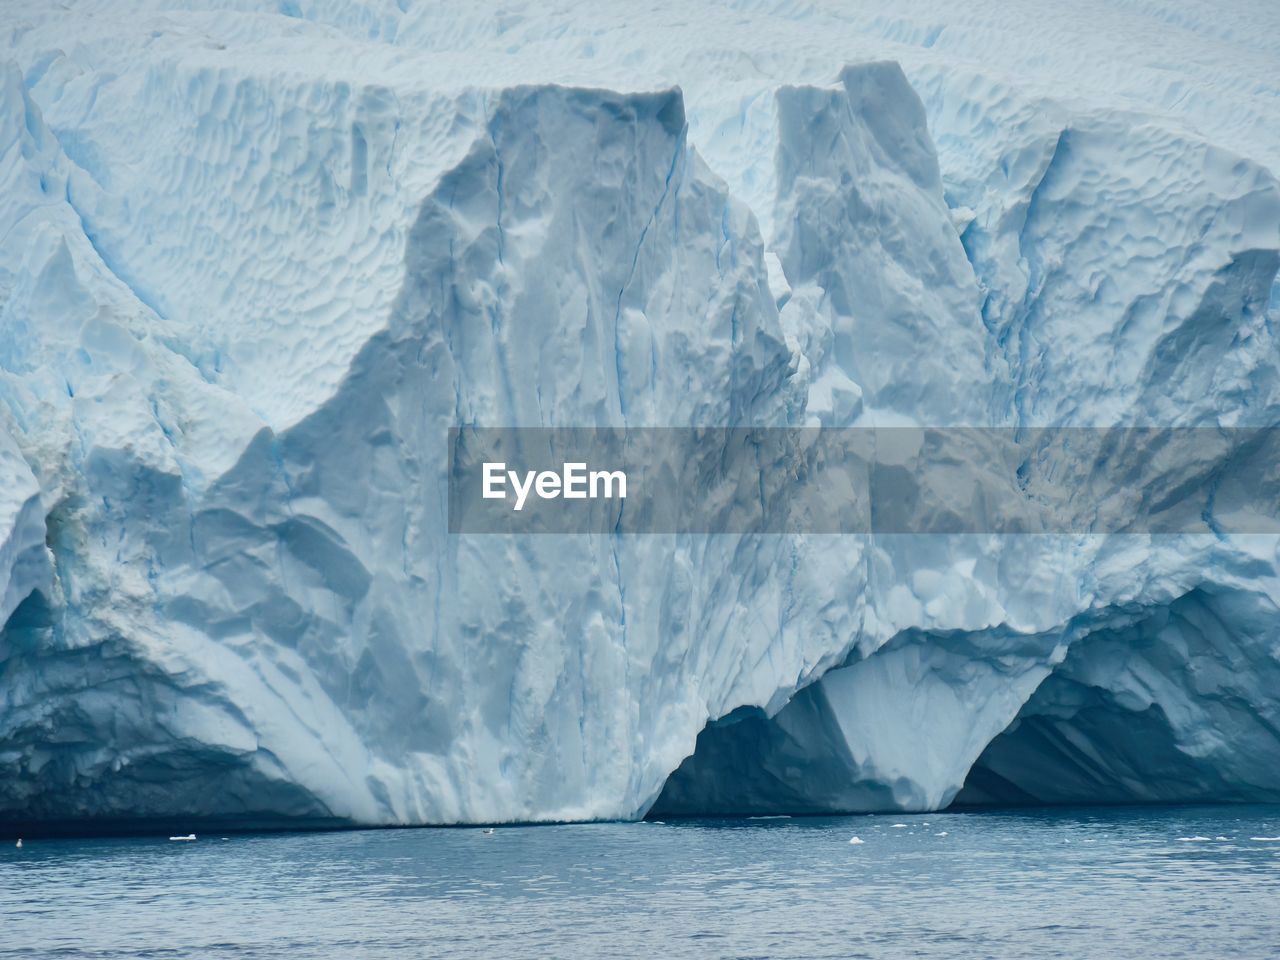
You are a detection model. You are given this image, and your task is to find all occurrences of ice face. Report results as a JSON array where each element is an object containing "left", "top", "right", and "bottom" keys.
[
  {"left": 2, "top": 1, "right": 1279, "bottom": 827},
  {"left": 0, "top": 427, "right": 49, "bottom": 629}
]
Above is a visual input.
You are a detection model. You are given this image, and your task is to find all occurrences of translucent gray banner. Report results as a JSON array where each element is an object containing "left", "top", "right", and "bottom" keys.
[{"left": 447, "top": 427, "right": 1280, "bottom": 534}]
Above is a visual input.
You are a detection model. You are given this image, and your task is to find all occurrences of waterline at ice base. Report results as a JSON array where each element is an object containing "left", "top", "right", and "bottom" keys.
[{"left": 2, "top": 0, "right": 1280, "bottom": 834}]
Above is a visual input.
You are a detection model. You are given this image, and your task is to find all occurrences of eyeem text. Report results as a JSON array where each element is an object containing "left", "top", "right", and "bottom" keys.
[{"left": 482, "top": 462, "right": 627, "bottom": 511}]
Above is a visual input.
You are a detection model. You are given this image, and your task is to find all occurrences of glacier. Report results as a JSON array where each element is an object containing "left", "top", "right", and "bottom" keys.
[{"left": 1, "top": 0, "right": 1280, "bottom": 829}]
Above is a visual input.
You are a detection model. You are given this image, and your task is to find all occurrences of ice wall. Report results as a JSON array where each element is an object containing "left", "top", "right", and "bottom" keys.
[
  {"left": 2, "top": 1, "right": 1280, "bottom": 827},
  {"left": 658, "top": 59, "right": 1280, "bottom": 815}
]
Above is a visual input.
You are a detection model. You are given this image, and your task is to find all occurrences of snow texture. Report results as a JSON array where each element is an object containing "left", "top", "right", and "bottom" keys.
[{"left": 2, "top": 0, "right": 1280, "bottom": 826}]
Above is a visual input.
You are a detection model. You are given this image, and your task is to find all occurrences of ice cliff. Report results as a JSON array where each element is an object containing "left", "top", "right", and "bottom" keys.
[{"left": 2, "top": 0, "right": 1280, "bottom": 829}]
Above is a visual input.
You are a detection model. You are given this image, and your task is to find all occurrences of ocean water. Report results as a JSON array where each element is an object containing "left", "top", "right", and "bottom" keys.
[{"left": 4, "top": 805, "right": 1279, "bottom": 959}]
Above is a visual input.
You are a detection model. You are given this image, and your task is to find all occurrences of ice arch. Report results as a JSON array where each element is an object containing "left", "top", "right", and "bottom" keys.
[
  {"left": 652, "top": 588, "right": 1280, "bottom": 816},
  {"left": 957, "top": 588, "right": 1280, "bottom": 806}
]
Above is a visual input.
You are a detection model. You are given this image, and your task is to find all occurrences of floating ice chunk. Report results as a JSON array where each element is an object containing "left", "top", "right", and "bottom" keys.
[{"left": 848, "top": 836, "right": 865, "bottom": 845}]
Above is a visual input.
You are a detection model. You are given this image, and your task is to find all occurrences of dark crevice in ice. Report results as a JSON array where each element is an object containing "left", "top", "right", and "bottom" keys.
[{"left": 647, "top": 687, "right": 904, "bottom": 818}]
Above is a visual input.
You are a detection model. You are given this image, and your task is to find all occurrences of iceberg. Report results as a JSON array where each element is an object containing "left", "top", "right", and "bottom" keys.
[{"left": 1, "top": 0, "right": 1279, "bottom": 829}]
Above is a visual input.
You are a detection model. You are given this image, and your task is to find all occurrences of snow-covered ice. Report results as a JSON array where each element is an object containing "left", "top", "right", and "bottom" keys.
[{"left": 2, "top": 0, "right": 1280, "bottom": 827}]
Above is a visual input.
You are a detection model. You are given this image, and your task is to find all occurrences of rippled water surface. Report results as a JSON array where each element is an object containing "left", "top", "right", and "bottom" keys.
[{"left": 4, "top": 805, "right": 1279, "bottom": 958}]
